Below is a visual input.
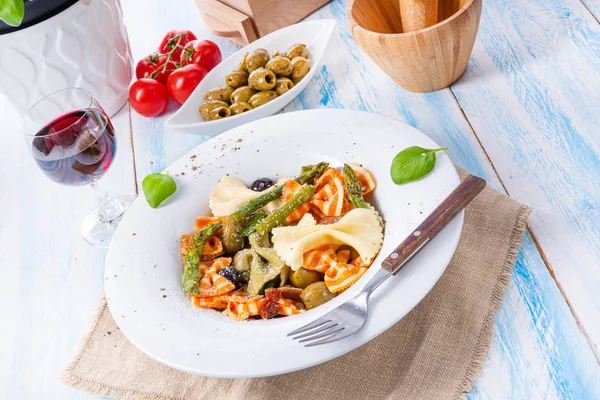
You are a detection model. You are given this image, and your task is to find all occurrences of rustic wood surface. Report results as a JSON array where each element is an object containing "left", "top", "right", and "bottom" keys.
[{"left": 2, "top": 0, "right": 600, "bottom": 398}]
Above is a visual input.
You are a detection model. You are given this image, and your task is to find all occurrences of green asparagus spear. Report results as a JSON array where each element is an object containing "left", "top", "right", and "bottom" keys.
[
  {"left": 297, "top": 162, "right": 328, "bottom": 185},
  {"left": 343, "top": 163, "right": 368, "bottom": 208},
  {"left": 182, "top": 222, "right": 222, "bottom": 295},
  {"left": 255, "top": 184, "right": 315, "bottom": 236},
  {"left": 300, "top": 165, "right": 314, "bottom": 174},
  {"left": 230, "top": 187, "right": 283, "bottom": 223},
  {"left": 230, "top": 162, "right": 328, "bottom": 222},
  {"left": 238, "top": 210, "right": 266, "bottom": 237}
]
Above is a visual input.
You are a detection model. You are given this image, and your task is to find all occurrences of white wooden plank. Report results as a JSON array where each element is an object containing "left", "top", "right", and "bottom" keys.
[
  {"left": 0, "top": 95, "right": 136, "bottom": 399},
  {"left": 449, "top": 0, "right": 600, "bottom": 358},
  {"left": 580, "top": 0, "right": 600, "bottom": 22}
]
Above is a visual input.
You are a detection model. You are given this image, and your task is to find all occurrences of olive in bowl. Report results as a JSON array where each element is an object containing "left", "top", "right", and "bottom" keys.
[
  {"left": 230, "top": 86, "right": 257, "bottom": 104},
  {"left": 229, "top": 102, "right": 252, "bottom": 116},
  {"left": 199, "top": 100, "right": 229, "bottom": 121},
  {"left": 248, "top": 91, "right": 278, "bottom": 108},
  {"left": 291, "top": 57, "right": 310, "bottom": 83},
  {"left": 266, "top": 56, "right": 293, "bottom": 76},
  {"left": 245, "top": 48, "right": 270, "bottom": 73},
  {"left": 248, "top": 68, "right": 277, "bottom": 91},
  {"left": 208, "top": 106, "right": 230, "bottom": 121},
  {"left": 204, "top": 86, "right": 235, "bottom": 103},
  {"left": 274, "top": 78, "right": 294, "bottom": 96},
  {"left": 286, "top": 43, "right": 309, "bottom": 59},
  {"left": 225, "top": 70, "right": 248, "bottom": 88}
]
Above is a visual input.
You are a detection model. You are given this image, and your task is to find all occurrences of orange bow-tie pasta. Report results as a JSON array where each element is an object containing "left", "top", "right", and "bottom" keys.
[
  {"left": 347, "top": 162, "right": 376, "bottom": 194},
  {"left": 180, "top": 232, "right": 224, "bottom": 260},
  {"left": 197, "top": 257, "right": 236, "bottom": 297},
  {"left": 282, "top": 168, "right": 349, "bottom": 223},
  {"left": 303, "top": 245, "right": 369, "bottom": 293}
]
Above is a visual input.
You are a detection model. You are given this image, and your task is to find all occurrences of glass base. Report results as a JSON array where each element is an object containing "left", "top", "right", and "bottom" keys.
[{"left": 81, "top": 194, "right": 136, "bottom": 248}]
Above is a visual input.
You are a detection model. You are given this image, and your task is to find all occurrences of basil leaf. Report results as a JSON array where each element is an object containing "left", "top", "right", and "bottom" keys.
[
  {"left": 0, "top": 0, "right": 24, "bottom": 27},
  {"left": 142, "top": 173, "right": 177, "bottom": 208},
  {"left": 390, "top": 146, "right": 449, "bottom": 184}
]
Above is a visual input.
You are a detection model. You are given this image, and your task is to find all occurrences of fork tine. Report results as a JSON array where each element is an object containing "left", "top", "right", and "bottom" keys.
[
  {"left": 292, "top": 322, "right": 337, "bottom": 340},
  {"left": 287, "top": 317, "right": 331, "bottom": 337},
  {"left": 299, "top": 327, "right": 345, "bottom": 344},
  {"left": 304, "top": 327, "right": 354, "bottom": 347}
]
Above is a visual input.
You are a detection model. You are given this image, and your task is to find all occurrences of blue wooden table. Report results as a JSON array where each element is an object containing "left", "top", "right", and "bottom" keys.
[{"left": 2, "top": 0, "right": 600, "bottom": 398}]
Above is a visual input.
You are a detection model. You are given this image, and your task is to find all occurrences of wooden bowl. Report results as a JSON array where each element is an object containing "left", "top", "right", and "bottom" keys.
[{"left": 347, "top": 0, "right": 482, "bottom": 92}]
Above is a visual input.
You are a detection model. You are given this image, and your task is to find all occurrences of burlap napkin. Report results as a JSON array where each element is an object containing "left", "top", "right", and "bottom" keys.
[{"left": 62, "top": 170, "right": 531, "bottom": 400}]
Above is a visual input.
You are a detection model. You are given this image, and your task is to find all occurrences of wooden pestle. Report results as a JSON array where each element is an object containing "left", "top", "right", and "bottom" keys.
[{"left": 399, "top": 0, "right": 438, "bottom": 32}]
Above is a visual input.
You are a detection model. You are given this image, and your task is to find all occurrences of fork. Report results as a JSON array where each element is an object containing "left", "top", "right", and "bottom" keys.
[{"left": 288, "top": 174, "right": 486, "bottom": 347}]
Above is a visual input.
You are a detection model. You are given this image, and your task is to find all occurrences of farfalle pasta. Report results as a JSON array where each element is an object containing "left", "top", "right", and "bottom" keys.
[
  {"left": 282, "top": 168, "right": 349, "bottom": 222},
  {"left": 179, "top": 161, "right": 383, "bottom": 320},
  {"left": 271, "top": 208, "right": 383, "bottom": 270},
  {"left": 303, "top": 245, "right": 370, "bottom": 292}
]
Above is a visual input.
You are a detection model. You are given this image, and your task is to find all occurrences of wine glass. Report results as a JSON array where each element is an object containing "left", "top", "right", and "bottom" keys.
[{"left": 23, "top": 88, "right": 133, "bottom": 248}]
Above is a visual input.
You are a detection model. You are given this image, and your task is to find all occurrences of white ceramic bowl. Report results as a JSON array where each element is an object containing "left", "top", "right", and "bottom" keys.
[
  {"left": 164, "top": 20, "right": 337, "bottom": 135},
  {"left": 105, "top": 109, "right": 462, "bottom": 377}
]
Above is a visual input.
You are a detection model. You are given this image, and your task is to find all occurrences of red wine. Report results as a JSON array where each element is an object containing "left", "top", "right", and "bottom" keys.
[{"left": 32, "top": 108, "right": 116, "bottom": 185}]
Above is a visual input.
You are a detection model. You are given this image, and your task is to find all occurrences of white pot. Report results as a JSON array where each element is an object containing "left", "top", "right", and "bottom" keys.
[{"left": 0, "top": 0, "right": 132, "bottom": 117}]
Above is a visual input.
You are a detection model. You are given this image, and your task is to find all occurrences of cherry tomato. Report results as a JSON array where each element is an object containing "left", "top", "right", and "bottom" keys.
[
  {"left": 158, "top": 30, "right": 197, "bottom": 62},
  {"left": 135, "top": 53, "right": 177, "bottom": 83},
  {"left": 181, "top": 40, "right": 222, "bottom": 72},
  {"left": 129, "top": 79, "right": 169, "bottom": 117},
  {"left": 166, "top": 64, "right": 207, "bottom": 104}
]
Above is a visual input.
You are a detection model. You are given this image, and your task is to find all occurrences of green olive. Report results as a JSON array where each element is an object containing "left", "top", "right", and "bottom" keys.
[
  {"left": 221, "top": 216, "right": 245, "bottom": 253},
  {"left": 230, "top": 86, "right": 257, "bottom": 104},
  {"left": 225, "top": 70, "right": 248, "bottom": 88},
  {"left": 229, "top": 102, "right": 252, "bottom": 115},
  {"left": 272, "top": 49, "right": 283, "bottom": 58},
  {"left": 248, "top": 91, "right": 278, "bottom": 108},
  {"left": 291, "top": 57, "right": 310, "bottom": 83},
  {"left": 199, "top": 100, "right": 228, "bottom": 121},
  {"left": 274, "top": 78, "right": 294, "bottom": 96},
  {"left": 286, "top": 43, "right": 308, "bottom": 59},
  {"left": 238, "top": 52, "right": 249, "bottom": 72},
  {"left": 208, "top": 106, "right": 230, "bottom": 120},
  {"left": 248, "top": 68, "right": 277, "bottom": 90},
  {"left": 265, "top": 56, "right": 293, "bottom": 76},
  {"left": 203, "top": 86, "right": 235, "bottom": 103},
  {"left": 246, "top": 48, "right": 270, "bottom": 73},
  {"left": 290, "top": 268, "right": 323, "bottom": 289},
  {"left": 300, "top": 282, "right": 335, "bottom": 310}
]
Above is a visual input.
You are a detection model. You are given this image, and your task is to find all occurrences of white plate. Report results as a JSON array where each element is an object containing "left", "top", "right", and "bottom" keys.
[
  {"left": 164, "top": 20, "right": 337, "bottom": 136},
  {"left": 105, "top": 109, "right": 462, "bottom": 378}
]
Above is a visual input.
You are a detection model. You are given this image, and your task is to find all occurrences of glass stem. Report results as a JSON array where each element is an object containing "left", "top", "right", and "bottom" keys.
[{"left": 92, "top": 183, "right": 125, "bottom": 222}]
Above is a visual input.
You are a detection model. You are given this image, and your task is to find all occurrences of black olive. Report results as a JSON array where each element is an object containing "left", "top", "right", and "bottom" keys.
[
  {"left": 250, "top": 177, "right": 274, "bottom": 192},
  {"left": 219, "top": 266, "right": 246, "bottom": 289}
]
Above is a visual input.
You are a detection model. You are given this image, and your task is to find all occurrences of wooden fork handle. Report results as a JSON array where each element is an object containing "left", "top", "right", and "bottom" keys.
[{"left": 382, "top": 174, "right": 486, "bottom": 274}]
